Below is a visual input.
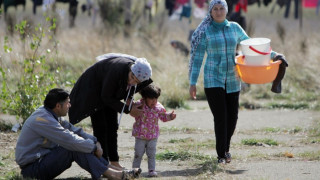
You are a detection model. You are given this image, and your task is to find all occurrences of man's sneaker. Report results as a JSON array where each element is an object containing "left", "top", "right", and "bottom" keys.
[
  {"left": 225, "top": 152, "right": 232, "bottom": 163},
  {"left": 217, "top": 157, "right": 226, "bottom": 164},
  {"left": 148, "top": 170, "right": 158, "bottom": 177}
]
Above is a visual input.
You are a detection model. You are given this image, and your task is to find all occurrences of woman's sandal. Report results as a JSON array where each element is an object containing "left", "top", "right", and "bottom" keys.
[{"left": 121, "top": 168, "right": 142, "bottom": 180}]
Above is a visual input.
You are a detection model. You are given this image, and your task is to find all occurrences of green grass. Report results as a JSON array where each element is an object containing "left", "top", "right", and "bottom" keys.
[
  {"left": 0, "top": 171, "right": 24, "bottom": 180},
  {"left": 1, "top": 2, "right": 320, "bottom": 112},
  {"left": 241, "top": 138, "right": 278, "bottom": 146},
  {"left": 160, "top": 126, "right": 201, "bottom": 134},
  {"left": 306, "top": 118, "right": 320, "bottom": 143},
  {"left": 0, "top": 121, "right": 12, "bottom": 131},
  {"left": 288, "top": 126, "right": 303, "bottom": 134},
  {"left": 197, "top": 157, "right": 221, "bottom": 175},
  {"left": 298, "top": 151, "right": 320, "bottom": 161},
  {"left": 156, "top": 150, "right": 209, "bottom": 161},
  {"left": 267, "top": 102, "right": 309, "bottom": 110},
  {"left": 168, "top": 137, "right": 193, "bottom": 143},
  {"left": 74, "top": 120, "right": 92, "bottom": 131},
  {"left": 263, "top": 127, "right": 281, "bottom": 133},
  {"left": 308, "top": 119, "right": 320, "bottom": 137}
]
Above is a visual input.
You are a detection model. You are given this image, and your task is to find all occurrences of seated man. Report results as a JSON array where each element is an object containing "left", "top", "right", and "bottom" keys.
[{"left": 15, "top": 88, "right": 140, "bottom": 180}]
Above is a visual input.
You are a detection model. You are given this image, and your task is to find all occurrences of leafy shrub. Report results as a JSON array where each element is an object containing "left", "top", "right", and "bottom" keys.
[
  {"left": 0, "top": 121, "right": 12, "bottom": 132},
  {"left": 0, "top": 17, "right": 65, "bottom": 124}
]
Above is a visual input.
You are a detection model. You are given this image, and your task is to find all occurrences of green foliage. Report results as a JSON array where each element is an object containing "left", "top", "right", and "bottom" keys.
[
  {"left": 168, "top": 137, "right": 195, "bottom": 144},
  {"left": 264, "top": 127, "right": 281, "bottom": 133},
  {"left": 163, "top": 96, "right": 186, "bottom": 109},
  {"left": 288, "top": 126, "right": 303, "bottom": 134},
  {"left": 241, "top": 138, "right": 278, "bottom": 146},
  {"left": 156, "top": 150, "right": 208, "bottom": 161},
  {"left": 298, "top": 151, "right": 320, "bottom": 161},
  {"left": 308, "top": 118, "right": 320, "bottom": 137},
  {"left": 0, "top": 17, "right": 64, "bottom": 124},
  {"left": 161, "top": 126, "right": 198, "bottom": 134},
  {"left": 98, "top": 0, "right": 124, "bottom": 28},
  {"left": 0, "top": 121, "right": 12, "bottom": 131},
  {"left": 267, "top": 102, "right": 309, "bottom": 110},
  {"left": 198, "top": 157, "right": 220, "bottom": 174},
  {"left": 1, "top": 171, "right": 25, "bottom": 180}
]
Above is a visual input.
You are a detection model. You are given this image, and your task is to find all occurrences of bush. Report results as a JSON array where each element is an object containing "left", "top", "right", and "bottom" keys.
[{"left": 0, "top": 16, "right": 66, "bottom": 124}]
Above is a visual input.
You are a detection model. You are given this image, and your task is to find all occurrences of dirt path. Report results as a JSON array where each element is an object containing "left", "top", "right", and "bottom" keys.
[{"left": 55, "top": 101, "right": 320, "bottom": 180}]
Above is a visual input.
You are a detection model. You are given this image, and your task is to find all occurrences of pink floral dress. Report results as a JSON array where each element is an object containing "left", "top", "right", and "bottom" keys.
[{"left": 132, "top": 100, "right": 170, "bottom": 140}]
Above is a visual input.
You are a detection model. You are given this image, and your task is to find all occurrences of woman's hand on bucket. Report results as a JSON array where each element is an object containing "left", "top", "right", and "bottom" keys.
[{"left": 189, "top": 85, "right": 197, "bottom": 100}]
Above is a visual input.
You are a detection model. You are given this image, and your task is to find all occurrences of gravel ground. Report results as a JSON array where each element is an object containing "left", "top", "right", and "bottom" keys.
[{"left": 54, "top": 101, "right": 320, "bottom": 180}]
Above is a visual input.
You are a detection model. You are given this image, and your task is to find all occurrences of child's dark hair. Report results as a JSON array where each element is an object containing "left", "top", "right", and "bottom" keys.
[
  {"left": 139, "top": 84, "right": 161, "bottom": 99},
  {"left": 44, "top": 88, "right": 69, "bottom": 109}
]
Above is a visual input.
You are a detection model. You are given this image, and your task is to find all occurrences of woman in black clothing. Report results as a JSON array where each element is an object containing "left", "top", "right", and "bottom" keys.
[{"left": 69, "top": 53, "right": 153, "bottom": 170}]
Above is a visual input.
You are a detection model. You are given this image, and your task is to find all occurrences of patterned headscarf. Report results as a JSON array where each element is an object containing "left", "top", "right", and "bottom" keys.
[
  {"left": 189, "top": 0, "right": 228, "bottom": 77},
  {"left": 96, "top": 53, "right": 152, "bottom": 82},
  {"left": 131, "top": 58, "right": 152, "bottom": 82}
]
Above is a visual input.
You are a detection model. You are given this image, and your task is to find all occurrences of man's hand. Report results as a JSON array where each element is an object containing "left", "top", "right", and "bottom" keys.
[
  {"left": 94, "top": 142, "right": 103, "bottom": 158},
  {"left": 189, "top": 85, "right": 197, "bottom": 100},
  {"left": 129, "top": 103, "right": 144, "bottom": 118}
]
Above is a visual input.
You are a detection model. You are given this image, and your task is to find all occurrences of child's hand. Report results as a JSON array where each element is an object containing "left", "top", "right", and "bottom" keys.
[{"left": 168, "top": 110, "right": 176, "bottom": 120}]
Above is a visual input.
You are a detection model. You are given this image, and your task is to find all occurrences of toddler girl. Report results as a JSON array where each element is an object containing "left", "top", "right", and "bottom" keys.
[{"left": 131, "top": 84, "right": 176, "bottom": 177}]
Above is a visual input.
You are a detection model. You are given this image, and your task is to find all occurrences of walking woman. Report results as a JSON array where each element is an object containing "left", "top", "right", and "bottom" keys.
[{"left": 189, "top": 0, "right": 286, "bottom": 164}]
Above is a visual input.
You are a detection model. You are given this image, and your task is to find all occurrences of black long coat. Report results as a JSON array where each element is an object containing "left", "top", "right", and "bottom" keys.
[{"left": 68, "top": 57, "right": 152, "bottom": 124}]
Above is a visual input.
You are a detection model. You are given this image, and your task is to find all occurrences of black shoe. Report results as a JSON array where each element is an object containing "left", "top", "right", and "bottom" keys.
[
  {"left": 225, "top": 152, "right": 231, "bottom": 163},
  {"left": 217, "top": 157, "right": 226, "bottom": 164}
]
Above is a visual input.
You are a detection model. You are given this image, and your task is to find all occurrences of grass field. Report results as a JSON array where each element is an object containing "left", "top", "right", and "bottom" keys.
[
  {"left": 0, "top": 1, "right": 320, "bottom": 179},
  {"left": 1, "top": 1, "right": 319, "bottom": 112}
]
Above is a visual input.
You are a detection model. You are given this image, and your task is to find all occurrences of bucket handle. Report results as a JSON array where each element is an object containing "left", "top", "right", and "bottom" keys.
[{"left": 249, "top": 46, "right": 272, "bottom": 55}]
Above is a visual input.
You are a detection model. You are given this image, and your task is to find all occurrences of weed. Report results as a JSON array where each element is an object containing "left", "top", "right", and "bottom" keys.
[
  {"left": 156, "top": 150, "right": 208, "bottom": 161},
  {"left": 267, "top": 102, "right": 309, "bottom": 110},
  {"left": 160, "top": 126, "right": 199, "bottom": 134},
  {"left": 2, "top": 171, "right": 25, "bottom": 180},
  {"left": 74, "top": 120, "right": 93, "bottom": 132},
  {"left": 0, "top": 16, "right": 66, "bottom": 125},
  {"left": 193, "top": 139, "right": 215, "bottom": 149},
  {"left": 288, "top": 126, "right": 303, "bottom": 134},
  {"left": 0, "top": 121, "right": 12, "bottom": 131},
  {"left": 264, "top": 127, "right": 281, "bottom": 133},
  {"left": 163, "top": 96, "right": 186, "bottom": 109},
  {"left": 197, "top": 157, "right": 221, "bottom": 175},
  {"left": 310, "top": 138, "right": 320, "bottom": 144},
  {"left": 247, "top": 151, "right": 266, "bottom": 159},
  {"left": 298, "top": 151, "right": 320, "bottom": 161},
  {"left": 241, "top": 138, "right": 278, "bottom": 146},
  {"left": 263, "top": 139, "right": 278, "bottom": 146},
  {"left": 168, "top": 138, "right": 193, "bottom": 143},
  {"left": 4, "top": 13, "right": 16, "bottom": 36},
  {"left": 308, "top": 118, "right": 320, "bottom": 137}
]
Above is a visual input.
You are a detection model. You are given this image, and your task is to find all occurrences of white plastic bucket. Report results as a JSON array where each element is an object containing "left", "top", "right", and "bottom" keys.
[
  {"left": 240, "top": 38, "right": 271, "bottom": 66},
  {"left": 243, "top": 55, "right": 270, "bottom": 66}
]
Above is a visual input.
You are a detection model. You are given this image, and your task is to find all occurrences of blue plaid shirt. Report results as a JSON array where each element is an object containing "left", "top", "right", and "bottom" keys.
[{"left": 189, "top": 20, "right": 249, "bottom": 93}]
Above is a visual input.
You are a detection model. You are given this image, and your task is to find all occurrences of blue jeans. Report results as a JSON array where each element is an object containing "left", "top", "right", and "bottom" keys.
[{"left": 21, "top": 146, "right": 108, "bottom": 180}]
